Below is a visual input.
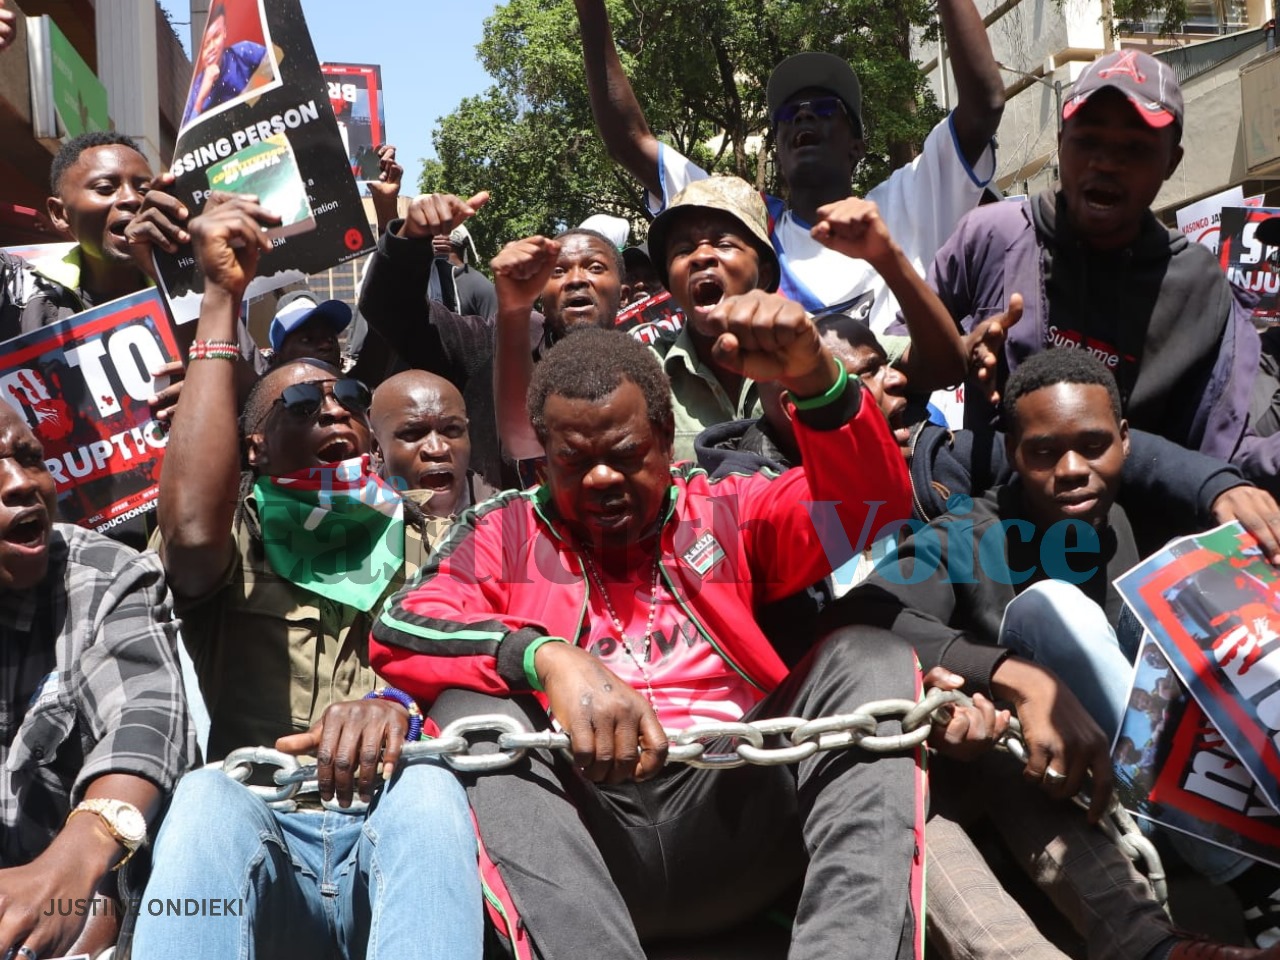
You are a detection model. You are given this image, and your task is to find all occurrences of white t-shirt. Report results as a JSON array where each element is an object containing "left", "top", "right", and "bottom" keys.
[{"left": 648, "top": 113, "right": 995, "bottom": 334}]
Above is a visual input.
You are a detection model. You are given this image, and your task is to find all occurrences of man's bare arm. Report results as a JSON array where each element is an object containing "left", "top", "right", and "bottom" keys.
[
  {"left": 574, "top": 0, "right": 663, "bottom": 198},
  {"left": 938, "top": 0, "right": 1005, "bottom": 166}
]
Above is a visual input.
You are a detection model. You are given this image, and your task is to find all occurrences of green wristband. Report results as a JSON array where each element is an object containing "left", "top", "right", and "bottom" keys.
[
  {"left": 789, "top": 359, "right": 849, "bottom": 411},
  {"left": 523, "top": 635, "right": 568, "bottom": 691}
]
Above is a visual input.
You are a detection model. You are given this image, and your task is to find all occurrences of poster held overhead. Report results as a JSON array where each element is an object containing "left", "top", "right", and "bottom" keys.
[
  {"left": 155, "top": 0, "right": 374, "bottom": 324},
  {"left": 321, "top": 63, "right": 386, "bottom": 183},
  {"left": 0, "top": 289, "right": 179, "bottom": 534}
]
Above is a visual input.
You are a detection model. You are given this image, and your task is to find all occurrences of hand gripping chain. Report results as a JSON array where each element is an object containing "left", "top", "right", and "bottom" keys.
[{"left": 220, "top": 687, "right": 1167, "bottom": 906}]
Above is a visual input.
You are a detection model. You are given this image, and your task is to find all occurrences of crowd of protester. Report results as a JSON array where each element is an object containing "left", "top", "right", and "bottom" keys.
[{"left": 5, "top": 0, "right": 1280, "bottom": 956}]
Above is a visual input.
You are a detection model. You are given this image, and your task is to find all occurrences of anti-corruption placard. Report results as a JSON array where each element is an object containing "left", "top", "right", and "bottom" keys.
[
  {"left": 0, "top": 289, "right": 179, "bottom": 533},
  {"left": 156, "top": 0, "right": 374, "bottom": 323},
  {"left": 321, "top": 63, "right": 386, "bottom": 182},
  {"left": 1220, "top": 205, "right": 1280, "bottom": 323}
]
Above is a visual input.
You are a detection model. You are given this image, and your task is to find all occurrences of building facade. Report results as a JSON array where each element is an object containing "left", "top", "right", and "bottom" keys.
[
  {"left": 0, "top": 0, "right": 191, "bottom": 245},
  {"left": 916, "top": 0, "right": 1279, "bottom": 216}
]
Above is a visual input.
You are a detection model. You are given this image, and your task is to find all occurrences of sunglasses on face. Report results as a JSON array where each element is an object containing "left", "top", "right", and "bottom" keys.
[
  {"left": 261, "top": 378, "right": 371, "bottom": 428},
  {"left": 773, "top": 96, "right": 848, "bottom": 125}
]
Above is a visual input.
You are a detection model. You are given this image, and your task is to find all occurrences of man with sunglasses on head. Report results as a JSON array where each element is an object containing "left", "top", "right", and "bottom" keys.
[
  {"left": 573, "top": 0, "right": 1003, "bottom": 333},
  {"left": 134, "top": 196, "right": 482, "bottom": 960}
]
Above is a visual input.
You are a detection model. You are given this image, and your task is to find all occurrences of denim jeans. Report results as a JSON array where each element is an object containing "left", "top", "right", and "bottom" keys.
[
  {"left": 997, "top": 579, "right": 1134, "bottom": 740},
  {"left": 132, "top": 761, "right": 482, "bottom": 959},
  {"left": 998, "top": 579, "right": 1249, "bottom": 885}
]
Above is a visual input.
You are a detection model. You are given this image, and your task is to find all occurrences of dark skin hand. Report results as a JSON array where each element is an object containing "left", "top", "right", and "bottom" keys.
[
  {"left": 535, "top": 641, "right": 669, "bottom": 785},
  {"left": 0, "top": 0, "right": 14, "bottom": 53},
  {"left": 277, "top": 699, "right": 411, "bottom": 806},
  {"left": 369, "top": 144, "right": 404, "bottom": 236},
  {"left": 125, "top": 177, "right": 206, "bottom": 424},
  {"left": 1210, "top": 486, "right": 1280, "bottom": 566},
  {"left": 922, "top": 667, "right": 1010, "bottom": 762},
  {"left": 397, "top": 191, "right": 490, "bottom": 241},
  {"left": 0, "top": 773, "right": 159, "bottom": 958},
  {"left": 990, "top": 656, "right": 1113, "bottom": 821},
  {"left": 966, "top": 292, "right": 1023, "bottom": 405},
  {"left": 125, "top": 171, "right": 191, "bottom": 264}
]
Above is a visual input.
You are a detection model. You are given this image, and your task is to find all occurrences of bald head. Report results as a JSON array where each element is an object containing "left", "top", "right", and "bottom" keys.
[
  {"left": 371, "top": 371, "right": 472, "bottom": 516},
  {"left": 370, "top": 371, "right": 463, "bottom": 434}
]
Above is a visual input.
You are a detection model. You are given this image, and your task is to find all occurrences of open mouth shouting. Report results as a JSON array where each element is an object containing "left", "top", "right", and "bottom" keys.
[
  {"left": 2, "top": 507, "right": 50, "bottom": 555},
  {"left": 417, "top": 464, "right": 457, "bottom": 494},
  {"left": 559, "top": 292, "right": 599, "bottom": 327},
  {"left": 791, "top": 128, "right": 821, "bottom": 149},
  {"left": 688, "top": 272, "right": 726, "bottom": 317},
  {"left": 315, "top": 432, "right": 359, "bottom": 463}
]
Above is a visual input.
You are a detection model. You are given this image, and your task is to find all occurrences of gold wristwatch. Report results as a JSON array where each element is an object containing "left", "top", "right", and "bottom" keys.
[{"left": 67, "top": 798, "right": 147, "bottom": 869}]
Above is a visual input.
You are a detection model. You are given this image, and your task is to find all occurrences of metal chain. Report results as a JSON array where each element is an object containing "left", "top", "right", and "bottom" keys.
[{"left": 219, "top": 687, "right": 1166, "bottom": 905}]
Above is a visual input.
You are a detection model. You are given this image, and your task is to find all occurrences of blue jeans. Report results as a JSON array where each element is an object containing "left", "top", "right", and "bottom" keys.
[
  {"left": 998, "top": 579, "right": 1134, "bottom": 740},
  {"left": 998, "top": 579, "right": 1249, "bottom": 885},
  {"left": 132, "top": 761, "right": 482, "bottom": 959}
]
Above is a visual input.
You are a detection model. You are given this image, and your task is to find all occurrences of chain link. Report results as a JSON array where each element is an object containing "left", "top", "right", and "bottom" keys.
[{"left": 221, "top": 686, "right": 1166, "bottom": 904}]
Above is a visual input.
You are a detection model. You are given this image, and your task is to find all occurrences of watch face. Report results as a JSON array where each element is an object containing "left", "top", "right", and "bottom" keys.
[{"left": 113, "top": 806, "right": 147, "bottom": 843}]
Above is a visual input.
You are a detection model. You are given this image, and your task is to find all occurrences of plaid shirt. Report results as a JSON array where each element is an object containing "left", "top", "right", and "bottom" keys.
[{"left": 0, "top": 524, "right": 195, "bottom": 865}]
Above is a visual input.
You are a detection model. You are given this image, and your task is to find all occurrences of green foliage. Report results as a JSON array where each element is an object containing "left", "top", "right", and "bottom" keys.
[
  {"left": 1110, "top": 0, "right": 1189, "bottom": 35},
  {"left": 421, "top": 0, "right": 944, "bottom": 258}
]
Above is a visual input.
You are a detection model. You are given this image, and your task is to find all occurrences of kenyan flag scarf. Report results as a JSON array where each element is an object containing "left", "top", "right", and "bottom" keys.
[{"left": 251, "top": 455, "right": 405, "bottom": 611}]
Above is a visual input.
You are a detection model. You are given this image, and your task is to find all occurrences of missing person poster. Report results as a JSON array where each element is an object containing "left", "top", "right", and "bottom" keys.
[
  {"left": 1113, "top": 637, "right": 1280, "bottom": 867},
  {"left": 1117, "top": 522, "right": 1280, "bottom": 815},
  {"left": 321, "top": 63, "right": 386, "bottom": 182},
  {"left": 0, "top": 290, "right": 179, "bottom": 532},
  {"left": 1220, "top": 205, "right": 1280, "bottom": 323},
  {"left": 156, "top": 0, "right": 374, "bottom": 323}
]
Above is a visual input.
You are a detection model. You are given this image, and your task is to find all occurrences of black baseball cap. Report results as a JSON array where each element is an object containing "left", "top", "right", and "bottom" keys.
[{"left": 766, "top": 53, "right": 863, "bottom": 132}]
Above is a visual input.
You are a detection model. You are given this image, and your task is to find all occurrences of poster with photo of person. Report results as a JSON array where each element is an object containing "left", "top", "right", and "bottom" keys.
[
  {"left": 1117, "top": 521, "right": 1280, "bottom": 815},
  {"left": 156, "top": 0, "right": 374, "bottom": 323},
  {"left": 321, "top": 63, "right": 386, "bottom": 182},
  {"left": 1112, "top": 636, "right": 1280, "bottom": 868}
]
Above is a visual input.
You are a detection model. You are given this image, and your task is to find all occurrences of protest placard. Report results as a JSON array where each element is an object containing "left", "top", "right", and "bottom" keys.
[
  {"left": 0, "top": 289, "right": 179, "bottom": 533},
  {"left": 1112, "top": 636, "right": 1280, "bottom": 868},
  {"left": 1117, "top": 522, "right": 1280, "bottom": 814},
  {"left": 1176, "top": 187, "right": 1245, "bottom": 253},
  {"left": 321, "top": 63, "right": 386, "bottom": 182},
  {"left": 155, "top": 0, "right": 374, "bottom": 323},
  {"left": 1220, "top": 205, "right": 1280, "bottom": 323},
  {"left": 617, "top": 291, "right": 685, "bottom": 343}
]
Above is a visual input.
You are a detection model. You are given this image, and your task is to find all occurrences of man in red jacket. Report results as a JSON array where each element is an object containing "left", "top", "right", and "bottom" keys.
[{"left": 372, "top": 296, "right": 928, "bottom": 960}]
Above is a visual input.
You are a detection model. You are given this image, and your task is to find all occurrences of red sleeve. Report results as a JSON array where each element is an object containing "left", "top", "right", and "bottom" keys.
[{"left": 733, "top": 378, "right": 912, "bottom": 604}]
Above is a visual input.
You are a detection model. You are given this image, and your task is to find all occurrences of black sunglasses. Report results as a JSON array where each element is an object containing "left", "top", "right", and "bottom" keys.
[
  {"left": 773, "top": 96, "right": 848, "bottom": 125},
  {"left": 261, "top": 378, "right": 371, "bottom": 428}
]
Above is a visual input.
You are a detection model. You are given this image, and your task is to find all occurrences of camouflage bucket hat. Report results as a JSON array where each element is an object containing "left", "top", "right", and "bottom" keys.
[{"left": 646, "top": 176, "right": 780, "bottom": 293}]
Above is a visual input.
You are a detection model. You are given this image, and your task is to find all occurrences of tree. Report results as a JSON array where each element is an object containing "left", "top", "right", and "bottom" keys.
[{"left": 420, "top": 0, "right": 944, "bottom": 259}]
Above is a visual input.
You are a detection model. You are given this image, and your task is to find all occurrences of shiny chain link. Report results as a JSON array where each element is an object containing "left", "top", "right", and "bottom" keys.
[{"left": 219, "top": 687, "right": 1166, "bottom": 904}]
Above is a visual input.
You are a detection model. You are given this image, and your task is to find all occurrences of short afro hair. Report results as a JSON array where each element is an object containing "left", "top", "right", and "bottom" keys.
[
  {"left": 815, "top": 312, "right": 884, "bottom": 359},
  {"left": 553, "top": 227, "right": 624, "bottom": 278},
  {"left": 50, "top": 131, "right": 146, "bottom": 194},
  {"left": 528, "top": 327, "right": 673, "bottom": 444},
  {"left": 1002, "top": 348, "right": 1123, "bottom": 436},
  {"left": 240, "top": 358, "right": 342, "bottom": 439}
]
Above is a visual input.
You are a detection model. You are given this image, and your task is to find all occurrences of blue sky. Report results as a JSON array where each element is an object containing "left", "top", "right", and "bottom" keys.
[{"left": 157, "top": 0, "right": 500, "bottom": 188}]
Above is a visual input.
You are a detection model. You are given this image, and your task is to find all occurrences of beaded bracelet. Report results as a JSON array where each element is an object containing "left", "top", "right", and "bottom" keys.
[
  {"left": 364, "top": 686, "right": 424, "bottom": 741},
  {"left": 188, "top": 339, "right": 241, "bottom": 362}
]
